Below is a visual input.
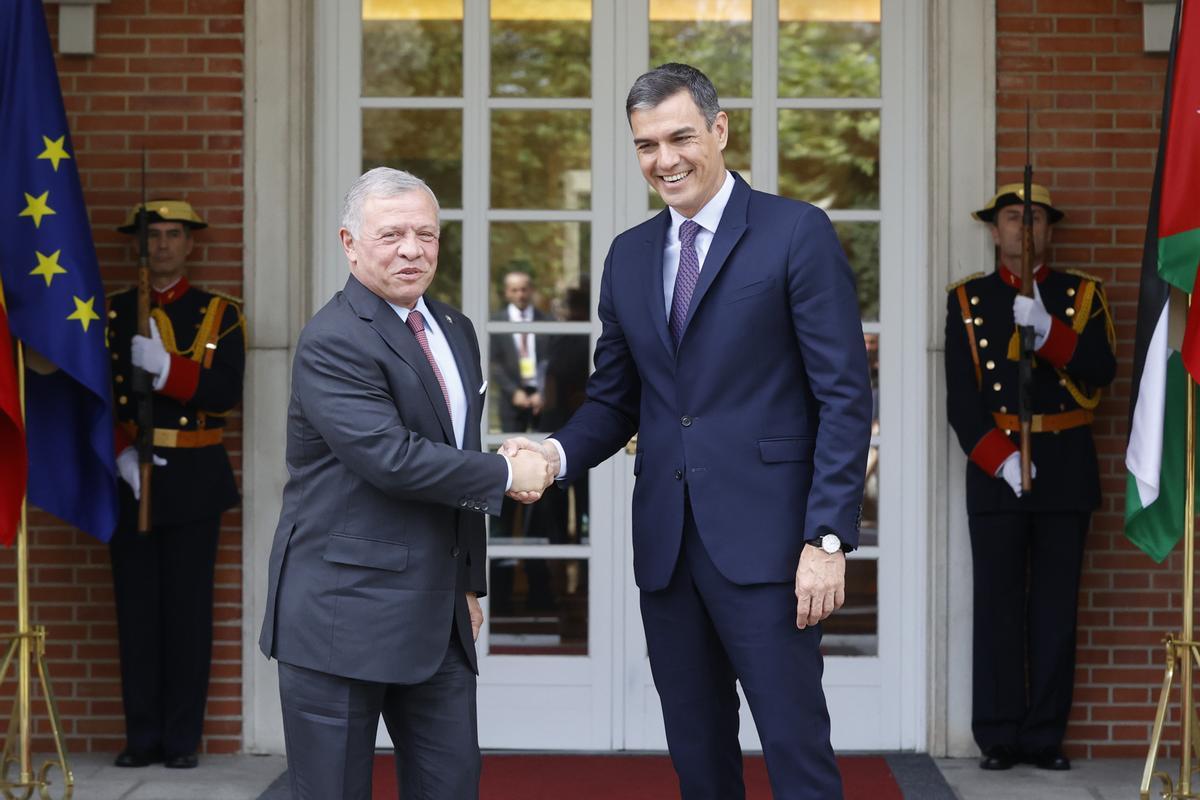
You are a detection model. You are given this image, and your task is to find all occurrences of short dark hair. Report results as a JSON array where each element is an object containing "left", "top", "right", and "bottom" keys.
[{"left": 625, "top": 63, "right": 721, "bottom": 129}]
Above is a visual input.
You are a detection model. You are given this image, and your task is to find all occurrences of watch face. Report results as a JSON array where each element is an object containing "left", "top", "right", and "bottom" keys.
[{"left": 821, "top": 534, "right": 841, "bottom": 554}]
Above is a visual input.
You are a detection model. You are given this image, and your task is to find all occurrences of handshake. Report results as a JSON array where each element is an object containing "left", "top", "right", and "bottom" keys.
[{"left": 501, "top": 437, "right": 561, "bottom": 504}]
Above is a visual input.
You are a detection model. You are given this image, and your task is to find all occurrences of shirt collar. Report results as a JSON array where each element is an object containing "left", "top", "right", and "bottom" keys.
[
  {"left": 153, "top": 276, "right": 189, "bottom": 306},
  {"left": 507, "top": 303, "right": 533, "bottom": 322},
  {"left": 998, "top": 263, "right": 1049, "bottom": 289},
  {"left": 668, "top": 170, "right": 735, "bottom": 238},
  {"left": 389, "top": 296, "right": 439, "bottom": 336}
]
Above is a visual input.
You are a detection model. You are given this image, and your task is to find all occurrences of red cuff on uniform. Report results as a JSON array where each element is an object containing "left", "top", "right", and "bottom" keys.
[
  {"left": 969, "top": 428, "right": 1018, "bottom": 476},
  {"left": 159, "top": 354, "right": 199, "bottom": 402},
  {"left": 1037, "top": 316, "right": 1078, "bottom": 368},
  {"left": 114, "top": 425, "right": 132, "bottom": 455}
]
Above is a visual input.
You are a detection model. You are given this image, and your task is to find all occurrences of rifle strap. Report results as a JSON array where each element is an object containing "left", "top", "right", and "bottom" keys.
[{"left": 955, "top": 285, "right": 983, "bottom": 389}]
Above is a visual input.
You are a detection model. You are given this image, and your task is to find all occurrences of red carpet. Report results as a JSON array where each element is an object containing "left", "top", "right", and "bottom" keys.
[{"left": 371, "top": 753, "right": 904, "bottom": 799}]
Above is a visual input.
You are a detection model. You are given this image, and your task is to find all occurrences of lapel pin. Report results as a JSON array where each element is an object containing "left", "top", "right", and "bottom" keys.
[{"left": 445, "top": 314, "right": 453, "bottom": 325}]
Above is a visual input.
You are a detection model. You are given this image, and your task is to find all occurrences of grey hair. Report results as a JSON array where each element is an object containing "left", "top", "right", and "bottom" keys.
[
  {"left": 340, "top": 167, "right": 440, "bottom": 239},
  {"left": 625, "top": 63, "right": 721, "bottom": 129}
]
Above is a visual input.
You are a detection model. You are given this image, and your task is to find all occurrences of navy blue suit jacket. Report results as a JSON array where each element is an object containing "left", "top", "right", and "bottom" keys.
[{"left": 553, "top": 174, "right": 872, "bottom": 591}]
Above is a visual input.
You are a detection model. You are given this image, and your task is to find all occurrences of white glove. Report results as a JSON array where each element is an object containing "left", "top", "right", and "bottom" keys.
[
  {"left": 131, "top": 317, "right": 171, "bottom": 390},
  {"left": 1012, "top": 281, "right": 1052, "bottom": 349},
  {"left": 116, "top": 446, "right": 168, "bottom": 501},
  {"left": 997, "top": 451, "right": 1037, "bottom": 498}
]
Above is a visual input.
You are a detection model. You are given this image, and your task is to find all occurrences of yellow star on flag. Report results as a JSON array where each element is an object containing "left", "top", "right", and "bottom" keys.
[
  {"left": 67, "top": 296, "right": 100, "bottom": 332},
  {"left": 18, "top": 191, "right": 55, "bottom": 228},
  {"left": 36, "top": 135, "right": 71, "bottom": 172},
  {"left": 29, "top": 250, "right": 68, "bottom": 287}
]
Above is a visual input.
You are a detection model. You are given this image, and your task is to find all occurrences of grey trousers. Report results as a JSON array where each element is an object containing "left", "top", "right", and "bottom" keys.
[{"left": 277, "top": 635, "right": 480, "bottom": 800}]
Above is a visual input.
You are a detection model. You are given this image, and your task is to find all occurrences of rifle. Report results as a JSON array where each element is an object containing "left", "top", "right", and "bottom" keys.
[
  {"left": 133, "top": 152, "right": 154, "bottom": 533},
  {"left": 1018, "top": 104, "right": 1036, "bottom": 492}
]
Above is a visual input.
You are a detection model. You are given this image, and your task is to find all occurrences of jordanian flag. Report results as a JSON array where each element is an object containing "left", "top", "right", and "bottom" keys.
[{"left": 1125, "top": 0, "right": 1200, "bottom": 562}]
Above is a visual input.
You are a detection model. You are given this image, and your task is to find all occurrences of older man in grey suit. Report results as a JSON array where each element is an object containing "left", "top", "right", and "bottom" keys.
[{"left": 259, "top": 168, "right": 553, "bottom": 800}]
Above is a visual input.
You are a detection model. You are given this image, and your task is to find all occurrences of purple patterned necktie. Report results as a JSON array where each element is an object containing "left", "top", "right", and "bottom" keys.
[
  {"left": 405, "top": 309, "right": 452, "bottom": 418},
  {"left": 669, "top": 219, "right": 701, "bottom": 347}
]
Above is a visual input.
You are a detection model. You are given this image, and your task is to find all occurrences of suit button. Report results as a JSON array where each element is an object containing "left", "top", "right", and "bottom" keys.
[
  {"left": 481, "top": 503, "right": 489, "bottom": 512},
  {"left": 674, "top": 470, "right": 683, "bottom": 480},
  {"left": 680, "top": 416, "right": 692, "bottom": 427},
  {"left": 979, "top": 338, "right": 989, "bottom": 348},
  {"left": 451, "top": 546, "right": 461, "bottom": 558},
  {"left": 459, "top": 499, "right": 468, "bottom": 508},
  {"left": 179, "top": 416, "right": 188, "bottom": 426}
]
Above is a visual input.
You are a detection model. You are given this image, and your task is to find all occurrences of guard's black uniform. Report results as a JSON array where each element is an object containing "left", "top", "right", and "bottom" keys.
[
  {"left": 107, "top": 277, "right": 244, "bottom": 760},
  {"left": 945, "top": 263, "right": 1115, "bottom": 758}
]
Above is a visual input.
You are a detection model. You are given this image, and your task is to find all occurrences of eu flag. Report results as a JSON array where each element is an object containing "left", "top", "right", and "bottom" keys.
[{"left": 0, "top": 0, "right": 117, "bottom": 542}]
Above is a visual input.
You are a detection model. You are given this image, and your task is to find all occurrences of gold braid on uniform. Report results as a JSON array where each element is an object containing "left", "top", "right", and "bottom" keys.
[{"left": 1055, "top": 276, "right": 1113, "bottom": 411}]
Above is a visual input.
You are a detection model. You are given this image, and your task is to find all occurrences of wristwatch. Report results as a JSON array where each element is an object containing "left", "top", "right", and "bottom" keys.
[{"left": 807, "top": 532, "right": 842, "bottom": 554}]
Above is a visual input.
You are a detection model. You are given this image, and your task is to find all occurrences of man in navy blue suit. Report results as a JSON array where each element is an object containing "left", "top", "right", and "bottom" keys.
[{"left": 505, "top": 63, "right": 871, "bottom": 799}]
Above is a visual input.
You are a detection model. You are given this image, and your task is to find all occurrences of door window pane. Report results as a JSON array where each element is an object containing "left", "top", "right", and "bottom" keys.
[
  {"left": 489, "top": 333, "right": 590, "bottom": 435},
  {"left": 491, "top": 0, "right": 591, "bottom": 98},
  {"left": 834, "top": 222, "right": 879, "bottom": 321},
  {"left": 778, "top": 0, "right": 881, "bottom": 98},
  {"left": 821, "top": 558, "right": 876, "bottom": 656},
  {"left": 362, "top": 0, "right": 463, "bottom": 97},
  {"left": 427, "top": 221, "right": 462, "bottom": 307},
  {"left": 649, "top": 109, "right": 750, "bottom": 209},
  {"left": 489, "top": 223, "right": 592, "bottom": 315},
  {"left": 778, "top": 109, "right": 880, "bottom": 209},
  {"left": 491, "top": 110, "right": 591, "bottom": 209},
  {"left": 649, "top": 0, "right": 752, "bottom": 98},
  {"left": 488, "top": 559, "right": 588, "bottom": 655},
  {"left": 362, "top": 109, "right": 463, "bottom": 208}
]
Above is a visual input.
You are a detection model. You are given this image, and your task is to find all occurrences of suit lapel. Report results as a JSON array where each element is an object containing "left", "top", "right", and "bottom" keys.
[
  {"left": 679, "top": 175, "right": 750, "bottom": 344},
  {"left": 643, "top": 210, "right": 673, "bottom": 357},
  {"left": 347, "top": 277, "right": 456, "bottom": 445},
  {"left": 428, "top": 299, "right": 482, "bottom": 450}
]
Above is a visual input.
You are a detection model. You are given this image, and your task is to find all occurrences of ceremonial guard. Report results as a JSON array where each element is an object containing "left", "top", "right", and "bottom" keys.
[
  {"left": 107, "top": 200, "right": 245, "bottom": 769},
  {"left": 945, "top": 184, "right": 1115, "bottom": 772}
]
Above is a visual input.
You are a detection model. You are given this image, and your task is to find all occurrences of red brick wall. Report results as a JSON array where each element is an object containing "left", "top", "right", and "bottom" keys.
[
  {"left": 997, "top": 0, "right": 1177, "bottom": 759},
  {"left": 0, "top": 0, "right": 245, "bottom": 755}
]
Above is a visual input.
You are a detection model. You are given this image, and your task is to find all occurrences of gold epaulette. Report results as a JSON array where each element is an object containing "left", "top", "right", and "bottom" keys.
[
  {"left": 208, "top": 289, "right": 244, "bottom": 307},
  {"left": 946, "top": 272, "right": 985, "bottom": 292},
  {"left": 1063, "top": 267, "right": 1104, "bottom": 285}
]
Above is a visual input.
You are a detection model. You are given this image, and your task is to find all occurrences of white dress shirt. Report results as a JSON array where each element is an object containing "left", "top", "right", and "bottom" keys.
[{"left": 507, "top": 302, "right": 537, "bottom": 376}]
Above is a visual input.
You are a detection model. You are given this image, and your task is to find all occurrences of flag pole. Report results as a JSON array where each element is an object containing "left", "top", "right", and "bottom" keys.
[
  {"left": 0, "top": 341, "right": 74, "bottom": 798},
  {"left": 1183, "top": 364, "right": 1196, "bottom": 797},
  {"left": 1141, "top": 302, "right": 1200, "bottom": 800}
]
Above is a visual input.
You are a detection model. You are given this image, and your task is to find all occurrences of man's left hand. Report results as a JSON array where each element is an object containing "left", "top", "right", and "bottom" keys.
[
  {"left": 795, "top": 546, "right": 845, "bottom": 629},
  {"left": 466, "top": 592, "right": 483, "bottom": 641}
]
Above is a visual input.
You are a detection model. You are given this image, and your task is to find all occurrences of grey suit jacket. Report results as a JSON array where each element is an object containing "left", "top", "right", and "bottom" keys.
[{"left": 258, "top": 275, "right": 506, "bottom": 684}]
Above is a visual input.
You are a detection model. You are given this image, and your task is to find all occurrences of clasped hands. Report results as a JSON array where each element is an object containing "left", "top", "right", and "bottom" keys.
[{"left": 500, "top": 437, "right": 560, "bottom": 503}]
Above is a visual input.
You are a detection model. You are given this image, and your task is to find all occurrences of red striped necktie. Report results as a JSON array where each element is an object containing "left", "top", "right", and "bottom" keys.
[{"left": 405, "top": 309, "right": 452, "bottom": 418}]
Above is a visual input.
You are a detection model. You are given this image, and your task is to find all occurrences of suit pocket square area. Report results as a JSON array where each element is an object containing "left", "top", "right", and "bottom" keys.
[
  {"left": 725, "top": 277, "right": 777, "bottom": 304},
  {"left": 323, "top": 532, "right": 409, "bottom": 573}
]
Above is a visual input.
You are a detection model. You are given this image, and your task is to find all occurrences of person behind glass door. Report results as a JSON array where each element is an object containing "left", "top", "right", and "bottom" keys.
[{"left": 491, "top": 268, "right": 552, "bottom": 433}]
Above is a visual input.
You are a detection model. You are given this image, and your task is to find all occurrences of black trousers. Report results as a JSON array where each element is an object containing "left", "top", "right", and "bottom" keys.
[
  {"left": 109, "top": 514, "right": 221, "bottom": 758},
  {"left": 968, "top": 511, "right": 1089, "bottom": 753}
]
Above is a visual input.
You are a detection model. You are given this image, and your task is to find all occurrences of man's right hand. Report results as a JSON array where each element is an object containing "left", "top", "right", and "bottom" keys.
[
  {"left": 507, "top": 448, "right": 553, "bottom": 497},
  {"left": 501, "top": 437, "right": 560, "bottom": 503},
  {"left": 997, "top": 451, "right": 1036, "bottom": 498}
]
